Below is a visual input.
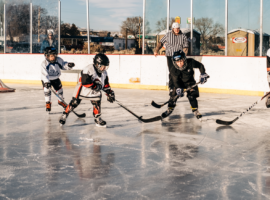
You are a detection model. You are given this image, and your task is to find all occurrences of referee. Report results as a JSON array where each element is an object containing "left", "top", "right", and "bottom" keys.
[{"left": 154, "top": 22, "right": 189, "bottom": 88}]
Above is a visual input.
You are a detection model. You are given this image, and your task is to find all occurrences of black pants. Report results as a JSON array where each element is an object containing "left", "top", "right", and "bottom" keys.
[
  {"left": 41, "top": 78, "right": 63, "bottom": 102},
  {"left": 169, "top": 81, "right": 199, "bottom": 109},
  {"left": 167, "top": 56, "right": 175, "bottom": 89},
  {"left": 41, "top": 78, "right": 62, "bottom": 91}
]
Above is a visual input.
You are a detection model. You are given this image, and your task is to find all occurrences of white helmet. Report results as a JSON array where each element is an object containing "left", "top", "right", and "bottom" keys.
[{"left": 172, "top": 22, "right": 180, "bottom": 29}]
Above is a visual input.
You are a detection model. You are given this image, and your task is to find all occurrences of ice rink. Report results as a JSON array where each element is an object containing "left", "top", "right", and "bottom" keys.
[{"left": 1, "top": 84, "right": 270, "bottom": 199}]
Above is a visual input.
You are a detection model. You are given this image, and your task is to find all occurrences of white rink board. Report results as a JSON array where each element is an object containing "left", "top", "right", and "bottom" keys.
[
  {"left": 192, "top": 56, "right": 269, "bottom": 92},
  {"left": 0, "top": 54, "right": 268, "bottom": 92},
  {"left": 140, "top": 56, "right": 167, "bottom": 86}
]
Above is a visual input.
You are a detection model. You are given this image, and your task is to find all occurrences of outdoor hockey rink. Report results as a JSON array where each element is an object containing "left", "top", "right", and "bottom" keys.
[{"left": 1, "top": 84, "right": 270, "bottom": 200}]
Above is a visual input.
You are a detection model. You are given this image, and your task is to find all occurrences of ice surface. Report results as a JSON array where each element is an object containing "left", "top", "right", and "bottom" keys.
[{"left": 1, "top": 84, "right": 270, "bottom": 199}]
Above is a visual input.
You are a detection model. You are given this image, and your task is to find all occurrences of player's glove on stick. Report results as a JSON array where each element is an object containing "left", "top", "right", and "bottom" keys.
[
  {"left": 176, "top": 88, "right": 184, "bottom": 97},
  {"left": 44, "top": 82, "right": 51, "bottom": 89},
  {"left": 106, "top": 90, "right": 115, "bottom": 103},
  {"left": 68, "top": 63, "right": 75, "bottom": 68},
  {"left": 92, "top": 80, "right": 102, "bottom": 92},
  {"left": 200, "top": 73, "right": 209, "bottom": 84}
]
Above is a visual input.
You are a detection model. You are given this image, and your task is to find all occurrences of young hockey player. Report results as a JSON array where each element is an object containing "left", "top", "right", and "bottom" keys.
[
  {"left": 266, "top": 48, "right": 270, "bottom": 108},
  {"left": 59, "top": 53, "right": 115, "bottom": 127},
  {"left": 41, "top": 47, "right": 75, "bottom": 112},
  {"left": 162, "top": 50, "right": 209, "bottom": 119}
]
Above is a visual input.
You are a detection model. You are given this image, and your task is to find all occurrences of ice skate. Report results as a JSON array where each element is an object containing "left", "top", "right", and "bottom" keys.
[
  {"left": 192, "top": 108, "right": 202, "bottom": 120},
  {"left": 266, "top": 94, "right": 270, "bottom": 108},
  {"left": 59, "top": 112, "right": 68, "bottom": 125},
  {"left": 46, "top": 102, "right": 51, "bottom": 113},
  {"left": 95, "top": 117, "right": 106, "bottom": 127},
  {"left": 161, "top": 107, "right": 175, "bottom": 119},
  {"left": 58, "top": 100, "right": 67, "bottom": 109}
]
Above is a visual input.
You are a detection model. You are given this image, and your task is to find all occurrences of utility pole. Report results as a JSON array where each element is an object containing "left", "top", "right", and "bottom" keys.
[{"left": 125, "top": 28, "right": 128, "bottom": 49}]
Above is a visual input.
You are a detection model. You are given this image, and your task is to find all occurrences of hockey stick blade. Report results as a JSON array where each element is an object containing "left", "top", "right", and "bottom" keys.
[
  {"left": 50, "top": 88, "right": 86, "bottom": 118},
  {"left": 72, "top": 110, "right": 86, "bottom": 118},
  {"left": 216, "top": 91, "right": 270, "bottom": 126},
  {"left": 115, "top": 100, "right": 161, "bottom": 123},
  {"left": 139, "top": 116, "right": 162, "bottom": 123},
  {"left": 151, "top": 81, "right": 202, "bottom": 109},
  {"left": 151, "top": 100, "right": 165, "bottom": 108},
  {"left": 216, "top": 117, "right": 238, "bottom": 126}
]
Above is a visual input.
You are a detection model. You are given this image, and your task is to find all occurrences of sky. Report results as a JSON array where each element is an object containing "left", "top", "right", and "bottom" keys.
[
  {"left": 61, "top": 0, "right": 190, "bottom": 32},
  {"left": 60, "top": 0, "right": 270, "bottom": 34}
]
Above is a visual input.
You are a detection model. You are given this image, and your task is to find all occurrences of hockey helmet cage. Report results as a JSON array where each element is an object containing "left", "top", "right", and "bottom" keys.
[
  {"left": 172, "top": 50, "right": 187, "bottom": 71},
  {"left": 93, "top": 53, "right": 110, "bottom": 73}
]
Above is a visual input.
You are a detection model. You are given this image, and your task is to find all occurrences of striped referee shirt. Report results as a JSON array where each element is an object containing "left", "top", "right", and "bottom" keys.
[{"left": 160, "top": 30, "right": 189, "bottom": 57}]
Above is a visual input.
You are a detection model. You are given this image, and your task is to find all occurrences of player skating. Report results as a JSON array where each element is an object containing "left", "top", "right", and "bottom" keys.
[
  {"left": 41, "top": 47, "right": 75, "bottom": 113},
  {"left": 59, "top": 53, "right": 115, "bottom": 127},
  {"left": 162, "top": 50, "right": 209, "bottom": 119}
]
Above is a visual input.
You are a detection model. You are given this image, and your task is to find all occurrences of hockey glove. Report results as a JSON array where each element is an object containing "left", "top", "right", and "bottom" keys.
[
  {"left": 106, "top": 90, "right": 115, "bottom": 103},
  {"left": 68, "top": 63, "right": 75, "bottom": 68},
  {"left": 200, "top": 73, "right": 209, "bottom": 84},
  {"left": 176, "top": 88, "right": 184, "bottom": 97},
  {"left": 92, "top": 80, "right": 102, "bottom": 92},
  {"left": 44, "top": 82, "right": 51, "bottom": 89}
]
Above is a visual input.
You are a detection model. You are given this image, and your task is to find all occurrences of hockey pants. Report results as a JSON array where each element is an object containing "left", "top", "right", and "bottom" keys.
[
  {"left": 64, "top": 97, "right": 102, "bottom": 118},
  {"left": 169, "top": 83, "right": 199, "bottom": 109},
  {"left": 42, "top": 78, "right": 64, "bottom": 102}
]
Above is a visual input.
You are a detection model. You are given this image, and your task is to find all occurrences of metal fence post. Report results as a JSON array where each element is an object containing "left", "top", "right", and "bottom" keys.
[
  {"left": 167, "top": 0, "right": 170, "bottom": 33},
  {"left": 260, "top": 0, "right": 263, "bottom": 56},
  {"left": 142, "top": 0, "right": 145, "bottom": 55},
  {"left": 58, "top": 0, "right": 61, "bottom": 54},
  {"left": 86, "top": 0, "right": 90, "bottom": 54},
  {"left": 4, "top": 3, "right": 5, "bottom": 54},
  {"left": 30, "top": 3, "right": 32, "bottom": 53},
  {"left": 225, "top": 0, "right": 228, "bottom": 56},
  {"left": 190, "top": 0, "right": 193, "bottom": 55}
]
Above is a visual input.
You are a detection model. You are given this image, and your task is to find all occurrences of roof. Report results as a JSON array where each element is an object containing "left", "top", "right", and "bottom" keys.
[
  {"left": 228, "top": 28, "right": 270, "bottom": 36},
  {"left": 60, "top": 35, "right": 114, "bottom": 42}
]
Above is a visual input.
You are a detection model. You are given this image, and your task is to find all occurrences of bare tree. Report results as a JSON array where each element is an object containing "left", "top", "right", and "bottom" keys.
[
  {"left": 6, "top": 3, "right": 59, "bottom": 42},
  {"left": 60, "top": 23, "right": 80, "bottom": 36},
  {"left": 6, "top": 4, "right": 30, "bottom": 42},
  {"left": 120, "top": 16, "right": 142, "bottom": 38},
  {"left": 194, "top": 17, "right": 224, "bottom": 50},
  {"left": 155, "top": 17, "right": 175, "bottom": 33}
]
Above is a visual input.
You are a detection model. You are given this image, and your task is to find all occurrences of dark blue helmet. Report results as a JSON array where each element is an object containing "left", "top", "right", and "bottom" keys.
[
  {"left": 172, "top": 50, "right": 187, "bottom": 71},
  {"left": 44, "top": 47, "right": 57, "bottom": 63}
]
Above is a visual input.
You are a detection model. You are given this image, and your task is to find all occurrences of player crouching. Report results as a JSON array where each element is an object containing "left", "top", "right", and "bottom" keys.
[
  {"left": 41, "top": 47, "right": 75, "bottom": 113},
  {"left": 163, "top": 50, "right": 209, "bottom": 119},
  {"left": 59, "top": 53, "right": 115, "bottom": 127}
]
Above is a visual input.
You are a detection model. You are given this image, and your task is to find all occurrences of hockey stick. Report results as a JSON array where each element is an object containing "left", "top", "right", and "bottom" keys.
[
  {"left": 216, "top": 91, "right": 270, "bottom": 125},
  {"left": 50, "top": 88, "right": 86, "bottom": 118},
  {"left": 151, "top": 81, "right": 202, "bottom": 108},
  {"left": 115, "top": 99, "right": 162, "bottom": 123}
]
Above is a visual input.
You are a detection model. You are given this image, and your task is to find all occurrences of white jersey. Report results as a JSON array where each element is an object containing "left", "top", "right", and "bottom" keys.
[
  {"left": 267, "top": 48, "right": 270, "bottom": 57},
  {"left": 41, "top": 57, "right": 71, "bottom": 83},
  {"left": 82, "top": 64, "right": 108, "bottom": 89},
  {"left": 72, "top": 64, "right": 110, "bottom": 100}
]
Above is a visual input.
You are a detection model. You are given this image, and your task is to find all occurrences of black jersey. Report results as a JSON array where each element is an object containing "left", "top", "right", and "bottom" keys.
[{"left": 170, "top": 58, "right": 205, "bottom": 89}]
